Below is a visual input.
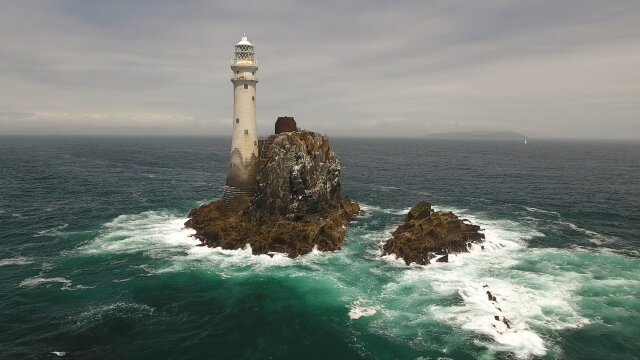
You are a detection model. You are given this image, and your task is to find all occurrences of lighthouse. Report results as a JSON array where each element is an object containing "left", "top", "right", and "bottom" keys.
[{"left": 221, "top": 33, "right": 260, "bottom": 210}]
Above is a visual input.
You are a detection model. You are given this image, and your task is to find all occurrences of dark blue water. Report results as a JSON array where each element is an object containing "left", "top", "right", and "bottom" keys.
[{"left": 1, "top": 136, "right": 639, "bottom": 359}]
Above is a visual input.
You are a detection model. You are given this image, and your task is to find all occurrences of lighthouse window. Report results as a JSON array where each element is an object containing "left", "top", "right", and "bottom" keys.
[
  {"left": 244, "top": 84, "right": 248, "bottom": 89},
  {"left": 244, "top": 130, "right": 249, "bottom": 135},
  {"left": 236, "top": 118, "right": 239, "bottom": 123},
  {"left": 252, "top": 96, "right": 255, "bottom": 101}
]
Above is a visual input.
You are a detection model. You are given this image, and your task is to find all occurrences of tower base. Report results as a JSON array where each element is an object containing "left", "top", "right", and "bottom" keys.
[{"left": 221, "top": 185, "right": 254, "bottom": 212}]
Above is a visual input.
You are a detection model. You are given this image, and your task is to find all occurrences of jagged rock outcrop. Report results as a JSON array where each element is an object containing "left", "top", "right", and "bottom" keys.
[
  {"left": 185, "top": 130, "right": 360, "bottom": 257},
  {"left": 250, "top": 131, "right": 342, "bottom": 221},
  {"left": 382, "top": 201, "right": 485, "bottom": 265}
]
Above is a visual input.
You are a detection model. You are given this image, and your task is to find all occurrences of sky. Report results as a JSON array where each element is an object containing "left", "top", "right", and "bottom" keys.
[{"left": 0, "top": 1, "right": 639, "bottom": 139}]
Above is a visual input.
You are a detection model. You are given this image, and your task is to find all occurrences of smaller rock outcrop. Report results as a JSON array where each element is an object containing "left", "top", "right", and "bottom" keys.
[{"left": 382, "top": 201, "right": 485, "bottom": 265}]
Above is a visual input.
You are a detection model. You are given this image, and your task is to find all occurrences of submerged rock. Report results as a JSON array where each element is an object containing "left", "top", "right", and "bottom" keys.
[
  {"left": 382, "top": 201, "right": 484, "bottom": 265},
  {"left": 185, "top": 130, "right": 360, "bottom": 257}
]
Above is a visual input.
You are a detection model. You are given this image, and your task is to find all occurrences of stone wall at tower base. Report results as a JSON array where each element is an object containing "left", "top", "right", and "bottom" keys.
[{"left": 220, "top": 185, "right": 253, "bottom": 213}]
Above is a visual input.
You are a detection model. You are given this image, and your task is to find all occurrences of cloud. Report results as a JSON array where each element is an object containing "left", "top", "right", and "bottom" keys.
[
  {"left": 0, "top": 0, "right": 639, "bottom": 138},
  {"left": 0, "top": 111, "right": 230, "bottom": 136}
]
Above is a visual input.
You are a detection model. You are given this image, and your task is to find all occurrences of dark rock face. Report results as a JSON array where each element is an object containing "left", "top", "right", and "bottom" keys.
[
  {"left": 382, "top": 201, "right": 485, "bottom": 265},
  {"left": 185, "top": 130, "right": 360, "bottom": 257},
  {"left": 275, "top": 116, "right": 297, "bottom": 134},
  {"left": 250, "top": 131, "right": 341, "bottom": 220}
]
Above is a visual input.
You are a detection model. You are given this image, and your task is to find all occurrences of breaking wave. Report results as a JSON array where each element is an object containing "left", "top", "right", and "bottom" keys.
[
  {"left": 0, "top": 257, "right": 34, "bottom": 267},
  {"left": 77, "top": 211, "right": 197, "bottom": 256},
  {"left": 35, "top": 224, "right": 68, "bottom": 237},
  {"left": 71, "top": 302, "right": 156, "bottom": 331},
  {"left": 523, "top": 206, "right": 561, "bottom": 217},
  {"left": 18, "top": 275, "right": 94, "bottom": 291},
  {"left": 348, "top": 298, "right": 380, "bottom": 320},
  {"left": 366, "top": 205, "right": 590, "bottom": 358},
  {"left": 19, "top": 276, "right": 72, "bottom": 289},
  {"left": 523, "top": 205, "right": 617, "bottom": 246},
  {"left": 555, "top": 220, "right": 618, "bottom": 245},
  {"left": 75, "top": 210, "right": 333, "bottom": 274}
]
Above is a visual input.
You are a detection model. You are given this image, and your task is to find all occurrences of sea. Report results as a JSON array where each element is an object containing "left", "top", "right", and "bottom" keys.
[{"left": 0, "top": 136, "right": 638, "bottom": 360}]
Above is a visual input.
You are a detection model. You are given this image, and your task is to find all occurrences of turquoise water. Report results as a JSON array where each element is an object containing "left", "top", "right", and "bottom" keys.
[{"left": 1, "top": 137, "right": 639, "bottom": 359}]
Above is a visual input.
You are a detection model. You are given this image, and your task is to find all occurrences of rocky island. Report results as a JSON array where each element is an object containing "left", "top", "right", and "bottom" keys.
[
  {"left": 186, "top": 122, "right": 360, "bottom": 257},
  {"left": 383, "top": 201, "right": 485, "bottom": 265},
  {"left": 189, "top": 34, "right": 481, "bottom": 263}
]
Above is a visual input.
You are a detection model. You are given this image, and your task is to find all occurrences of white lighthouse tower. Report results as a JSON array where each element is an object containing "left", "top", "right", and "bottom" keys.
[{"left": 221, "top": 33, "right": 260, "bottom": 210}]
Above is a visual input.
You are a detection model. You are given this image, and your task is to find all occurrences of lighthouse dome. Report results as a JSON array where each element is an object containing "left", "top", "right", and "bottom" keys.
[{"left": 236, "top": 33, "right": 253, "bottom": 46}]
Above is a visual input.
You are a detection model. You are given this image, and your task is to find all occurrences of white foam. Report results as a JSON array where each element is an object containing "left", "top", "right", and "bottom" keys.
[
  {"left": 19, "top": 276, "right": 72, "bottom": 288},
  {"left": 170, "top": 244, "right": 295, "bottom": 272},
  {"left": 431, "top": 204, "right": 469, "bottom": 215},
  {"left": 427, "top": 281, "right": 549, "bottom": 358},
  {"left": 35, "top": 223, "right": 68, "bottom": 237},
  {"left": 77, "top": 211, "right": 341, "bottom": 274},
  {"left": 72, "top": 302, "right": 155, "bottom": 329},
  {"left": 78, "top": 211, "right": 198, "bottom": 255},
  {"left": 61, "top": 284, "right": 96, "bottom": 291},
  {"left": 524, "top": 206, "right": 561, "bottom": 217},
  {"left": 595, "top": 278, "right": 640, "bottom": 286},
  {"left": 19, "top": 271, "right": 93, "bottom": 291},
  {"left": 349, "top": 306, "right": 378, "bottom": 319},
  {"left": 169, "top": 241, "right": 346, "bottom": 275},
  {"left": 555, "top": 220, "right": 617, "bottom": 245},
  {"left": 378, "top": 253, "right": 408, "bottom": 267},
  {"left": 51, "top": 351, "right": 67, "bottom": 357},
  {"left": 571, "top": 244, "right": 640, "bottom": 258},
  {"left": 79, "top": 302, "right": 154, "bottom": 318},
  {"left": 0, "top": 257, "right": 34, "bottom": 266},
  {"left": 348, "top": 299, "right": 380, "bottom": 319},
  {"left": 376, "top": 210, "right": 588, "bottom": 359},
  {"left": 372, "top": 185, "right": 403, "bottom": 191},
  {"left": 522, "top": 206, "right": 617, "bottom": 246},
  {"left": 359, "top": 203, "right": 412, "bottom": 216}
]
